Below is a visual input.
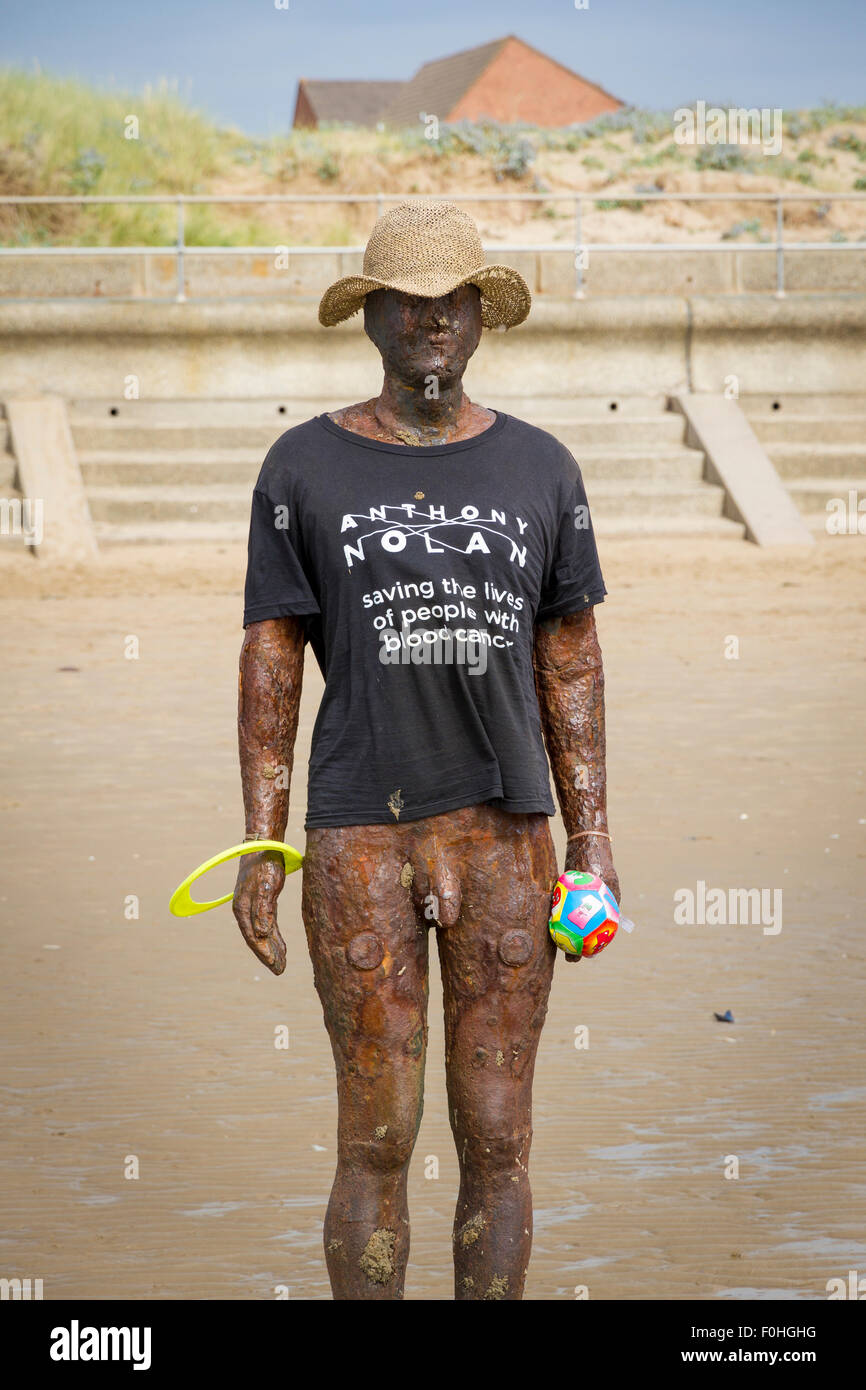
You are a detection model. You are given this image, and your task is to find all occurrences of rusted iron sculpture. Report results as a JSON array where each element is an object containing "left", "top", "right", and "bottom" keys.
[{"left": 234, "top": 283, "right": 619, "bottom": 1299}]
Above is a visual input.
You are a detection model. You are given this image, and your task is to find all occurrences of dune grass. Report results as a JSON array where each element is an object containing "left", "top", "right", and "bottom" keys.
[{"left": 1, "top": 69, "right": 865, "bottom": 248}]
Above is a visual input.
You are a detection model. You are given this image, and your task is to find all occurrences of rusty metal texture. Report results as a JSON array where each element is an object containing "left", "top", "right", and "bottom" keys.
[
  {"left": 301, "top": 804, "right": 558, "bottom": 1300},
  {"left": 234, "top": 283, "right": 617, "bottom": 1298}
]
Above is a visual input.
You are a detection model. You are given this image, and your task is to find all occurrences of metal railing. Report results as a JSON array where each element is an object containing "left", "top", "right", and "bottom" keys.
[{"left": 1, "top": 191, "right": 865, "bottom": 301}]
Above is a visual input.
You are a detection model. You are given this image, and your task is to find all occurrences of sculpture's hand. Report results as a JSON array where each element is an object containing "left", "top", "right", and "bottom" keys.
[
  {"left": 561, "top": 834, "right": 622, "bottom": 964},
  {"left": 232, "top": 849, "right": 287, "bottom": 975}
]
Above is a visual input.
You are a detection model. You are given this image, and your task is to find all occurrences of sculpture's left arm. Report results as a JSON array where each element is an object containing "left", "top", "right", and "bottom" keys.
[{"left": 533, "top": 608, "right": 620, "bottom": 908}]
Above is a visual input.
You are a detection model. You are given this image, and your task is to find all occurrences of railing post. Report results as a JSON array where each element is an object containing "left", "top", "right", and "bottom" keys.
[
  {"left": 376, "top": 192, "right": 384, "bottom": 221},
  {"left": 574, "top": 196, "right": 585, "bottom": 299},
  {"left": 176, "top": 197, "right": 186, "bottom": 303},
  {"left": 775, "top": 196, "right": 785, "bottom": 299}
]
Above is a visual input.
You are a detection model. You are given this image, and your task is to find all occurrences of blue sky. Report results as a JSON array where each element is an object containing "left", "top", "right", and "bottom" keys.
[{"left": 3, "top": 0, "right": 864, "bottom": 135}]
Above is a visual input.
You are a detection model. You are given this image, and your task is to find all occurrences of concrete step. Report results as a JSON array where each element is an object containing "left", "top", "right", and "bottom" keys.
[
  {"left": 87, "top": 479, "right": 726, "bottom": 528},
  {"left": 800, "top": 514, "right": 865, "bottom": 536},
  {"left": 540, "top": 417, "right": 687, "bottom": 446},
  {"left": 71, "top": 422, "right": 299, "bottom": 451},
  {"left": 785, "top": 476, "right": 866, "bottom": 515},
  {"left": 68, "top": 393, "right": 866, "bottom": 424},
  {"left": 94, "top": 519, "right": 248, "bottom": 546},
  {"left": 740, "top": 393, "right": 866, "bottom": 416},
  {"left": 93, "top": 512, "right": 746, "bottom": 546},
  {"left": 78, "top": 447, "right": 707, "bottom": 486},
  {"left": 749, "top": 415, "right": 866, "bottom": 445},
  {"left": 65, "top": 396, "right": 745, "bottom": 546},
  {"left": 764, "top": 444, "right": 866, "bottom": 478},
  {"left": 594, "top": 513, "right": 745, "bottom": 539},
  {"left": 69, "top": 394, "right": 678, "bottom": 430},
  {"left": 584, "top": 481, "right": 727, "bottom": 520},
  {"left": 71, "top": 412, "right": 688, "bottom": 453},
  {"left": 86, "top": 484, "right": 252, "bottom": 524},
  {"left": 562, "top": 447, "right": 704, "bottom": 478},
  {"left": 67, "top": 398, "right": 333, "bottom": 422},
  {"left": 485, "top": 394, "right": 672, "bottom": 419},
  {"left": 79, "top": 451, "right": 264, "bottom": 485}
]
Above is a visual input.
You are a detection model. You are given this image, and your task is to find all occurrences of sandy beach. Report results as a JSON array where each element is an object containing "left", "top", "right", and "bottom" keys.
[{"left": 1, "top": 533, "right": 864, "bottom": 1301}]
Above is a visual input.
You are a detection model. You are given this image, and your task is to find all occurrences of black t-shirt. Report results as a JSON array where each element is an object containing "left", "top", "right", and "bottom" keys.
[{"left": 243, "top": 410, "right": 606, "bottom": 829}]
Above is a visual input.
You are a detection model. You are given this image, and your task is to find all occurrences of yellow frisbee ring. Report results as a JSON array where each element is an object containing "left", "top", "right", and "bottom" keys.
[{"left": 169, "top": 841, "right": 304, "bottom": 918}]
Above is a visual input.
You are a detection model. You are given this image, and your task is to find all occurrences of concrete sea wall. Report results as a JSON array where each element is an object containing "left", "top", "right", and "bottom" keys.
[{"left": 0, "top": 296, "right": 863, "bottom": 400}]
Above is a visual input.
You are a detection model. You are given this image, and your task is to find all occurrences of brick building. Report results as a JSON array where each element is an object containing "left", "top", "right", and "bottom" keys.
[
  {"left": 292, "top": 34, "right": 622, "bottom": 130},
  {"left": 292, "top": 80, "right": 403, "bottom": 129}
]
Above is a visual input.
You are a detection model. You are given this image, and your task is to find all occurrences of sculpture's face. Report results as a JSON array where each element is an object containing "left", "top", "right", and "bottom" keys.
[{"left": 363, "top": 283, "right": 483, "bottom": 390}]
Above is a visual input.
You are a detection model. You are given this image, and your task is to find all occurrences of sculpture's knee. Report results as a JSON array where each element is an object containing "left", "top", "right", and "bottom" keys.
[
  {"left": 339, "top": 1111, "right": 422, "bottom": 1175},
  {"left": 457, "top": 1127, "right": 531, "bottom": 1177},
  {"left": 367, "top": 1124, "right": 418, "bottom": 1174}
]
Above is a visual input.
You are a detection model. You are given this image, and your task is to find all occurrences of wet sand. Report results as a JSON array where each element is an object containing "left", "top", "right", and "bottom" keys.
[{"left": 0, "top": 535, "right": 864, "bottom": 1300}]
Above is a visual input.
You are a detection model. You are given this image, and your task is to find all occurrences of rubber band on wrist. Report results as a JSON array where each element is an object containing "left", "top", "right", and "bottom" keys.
[{"left": 169, "top": 840, "right": 303, "bottom": 917}]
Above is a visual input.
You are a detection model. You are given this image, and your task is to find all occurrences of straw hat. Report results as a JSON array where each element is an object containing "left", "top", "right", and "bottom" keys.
[{"left": 318, "top": 200, "right": 531, "bottom": 330}]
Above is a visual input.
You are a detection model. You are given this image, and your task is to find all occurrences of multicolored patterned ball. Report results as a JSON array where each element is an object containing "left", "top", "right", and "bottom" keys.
[{"left": 549, "top": 870, "right": 620, "bottom": 958}]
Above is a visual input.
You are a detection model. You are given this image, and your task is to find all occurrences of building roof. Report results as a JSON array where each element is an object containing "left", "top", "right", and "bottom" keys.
[
  {"left": 380, "top": 34, "right": 622, "bottom": 128},
  {"left": 379, "top": 36, "right": 508, "bottom": 129},
  {"left": 296, "top": 35, "right": 622, "bottom": 130},
  {"left": 296, "top": 79, "right": 405, "bottom": 127}
]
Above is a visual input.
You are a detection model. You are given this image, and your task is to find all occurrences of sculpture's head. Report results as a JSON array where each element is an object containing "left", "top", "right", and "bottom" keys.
[
  {"left": 361, "top": 283, "right": 483, "bottom": 390},
  {"left": 317, "top": 202, "right": 532, "bottom": 379}
]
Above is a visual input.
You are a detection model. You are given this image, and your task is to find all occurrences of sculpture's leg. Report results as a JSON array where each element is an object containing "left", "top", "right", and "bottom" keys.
[
  {"left": 436, "top": 809, "right": 558, "bottom": 1301},
  {"left": 301, "top": 824, "right": 429, "bottom": 1300}
]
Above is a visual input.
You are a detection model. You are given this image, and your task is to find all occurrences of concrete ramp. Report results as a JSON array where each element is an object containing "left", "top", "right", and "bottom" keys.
[
  {"left": 671, "top": 393, "right": 815, "bottom": 546},
  {"left": 5, "top": 395, "right": 98, "bottom": 561}
]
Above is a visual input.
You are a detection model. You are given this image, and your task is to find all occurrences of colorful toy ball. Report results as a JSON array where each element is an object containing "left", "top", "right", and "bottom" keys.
[{"left": 549, "top": 871, "right": 620, "bottom": 958}]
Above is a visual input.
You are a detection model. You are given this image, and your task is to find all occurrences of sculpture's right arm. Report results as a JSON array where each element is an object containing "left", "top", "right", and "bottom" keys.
[{"left": 233, "top": 616, "right": 306, "bottom": 975}]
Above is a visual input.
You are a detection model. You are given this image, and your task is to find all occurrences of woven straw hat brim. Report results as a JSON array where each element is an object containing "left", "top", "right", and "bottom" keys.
[{"left": 318, "top": 263, "right": 531, "bottom": 330}]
